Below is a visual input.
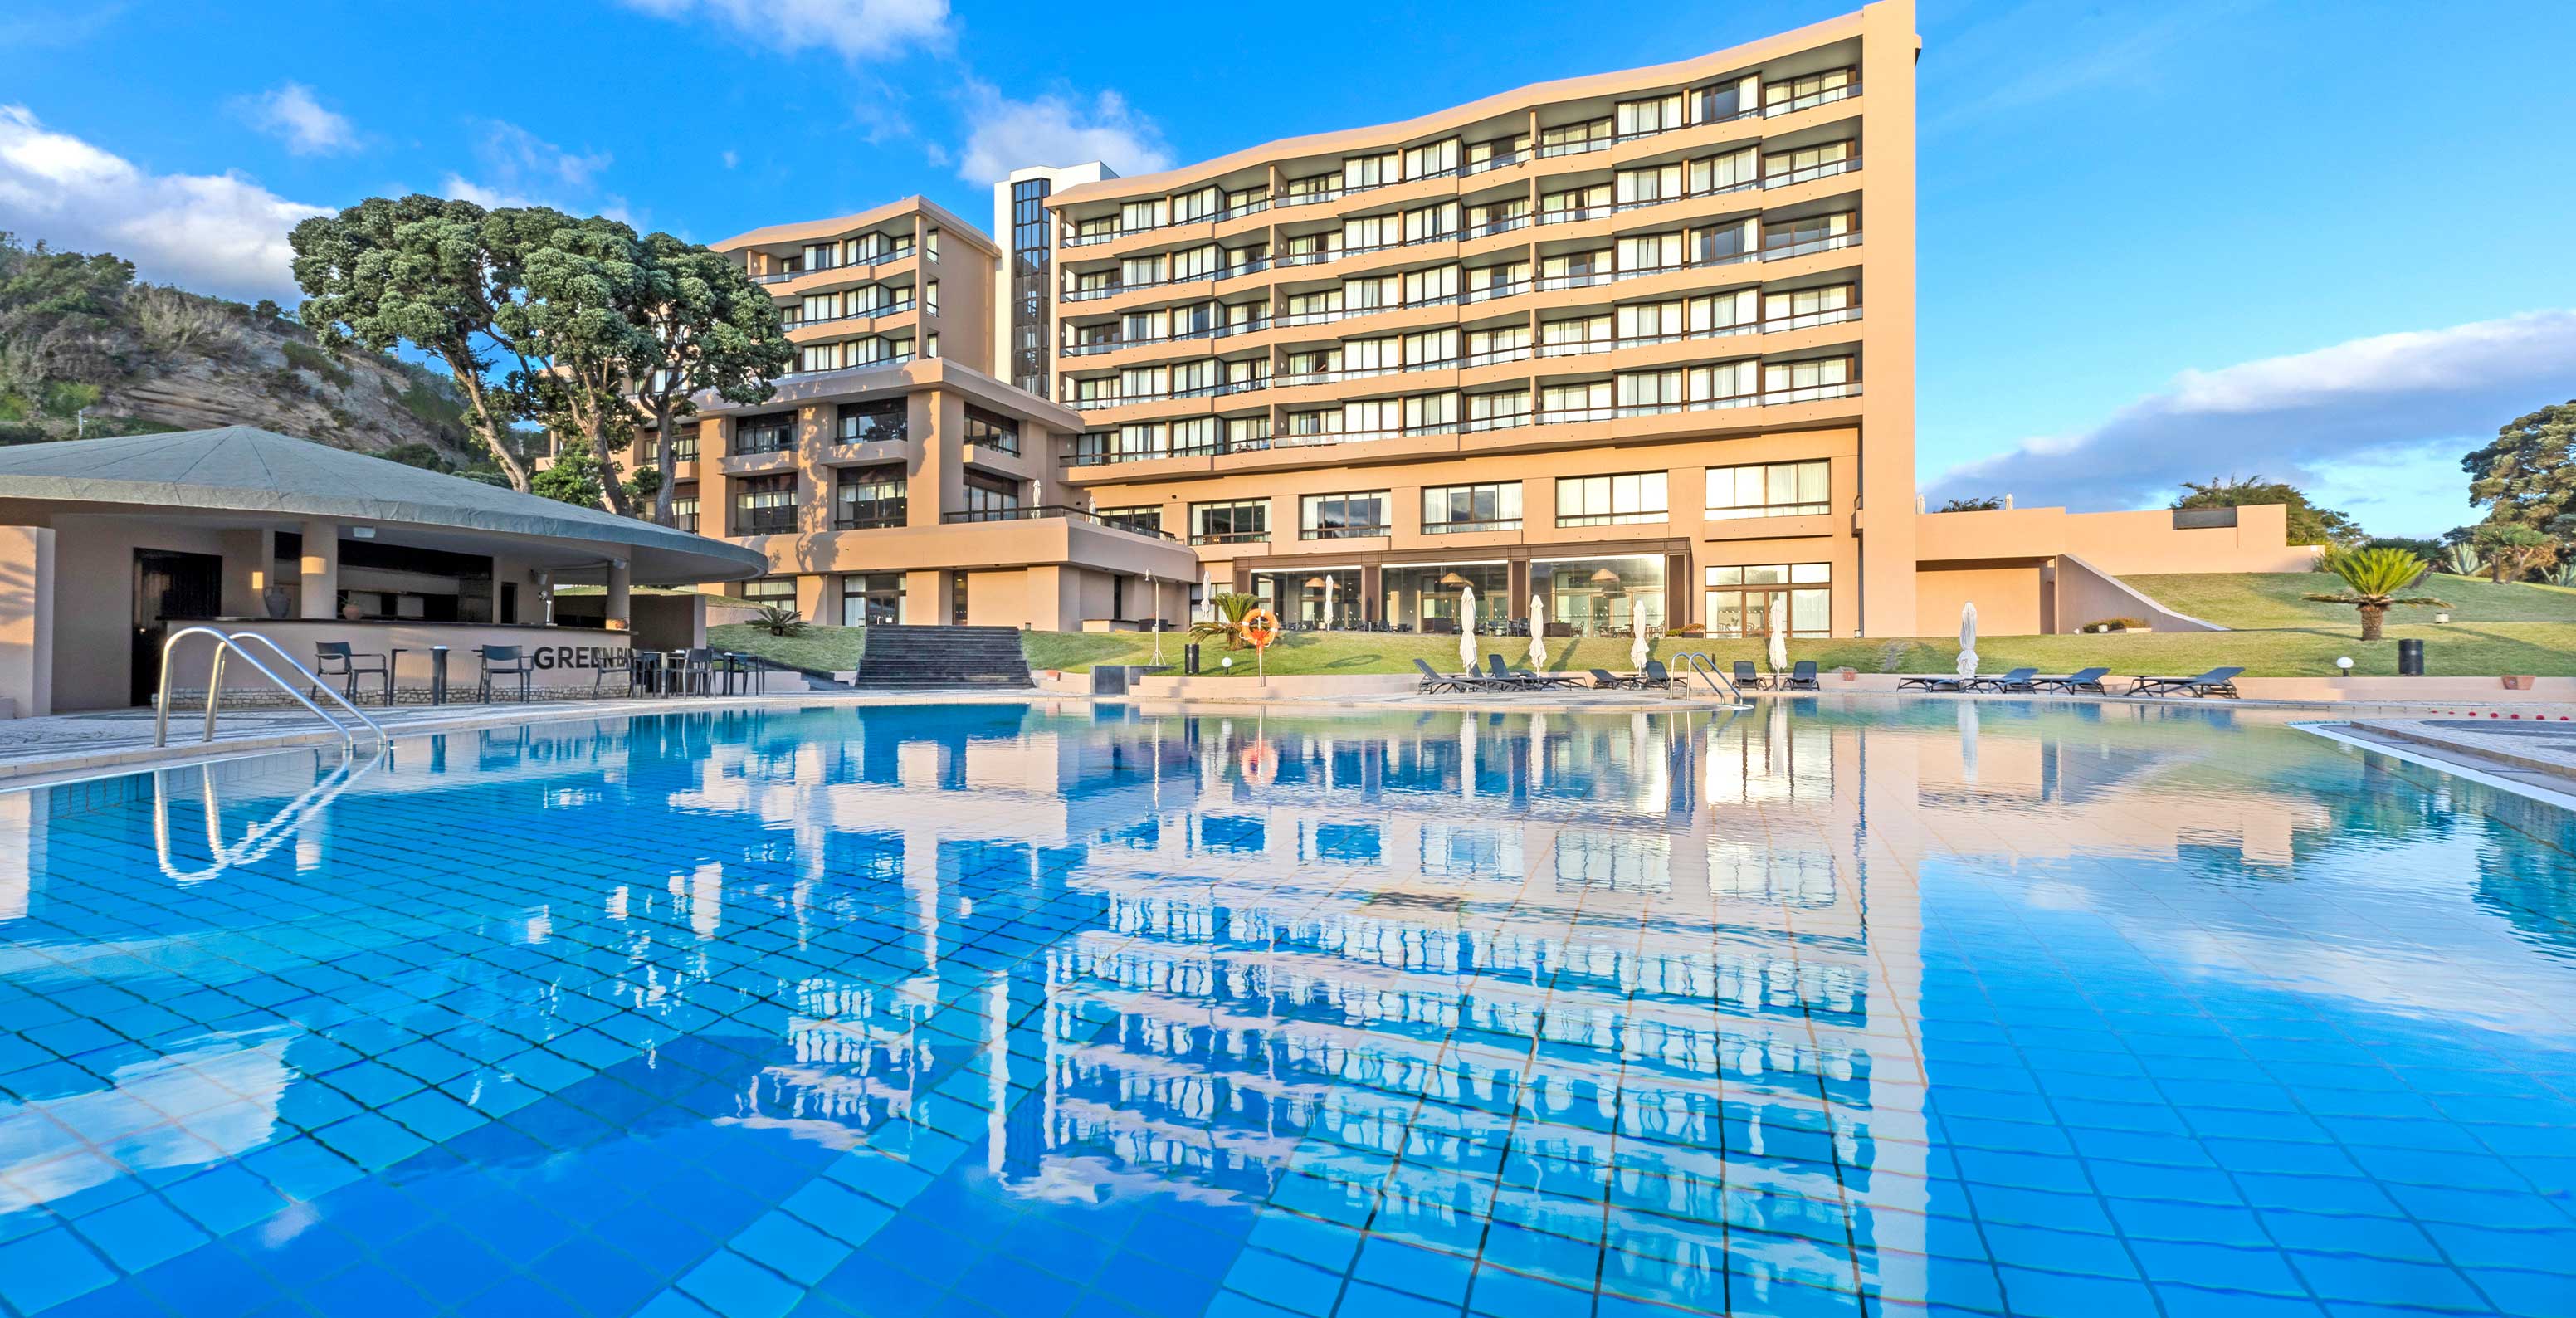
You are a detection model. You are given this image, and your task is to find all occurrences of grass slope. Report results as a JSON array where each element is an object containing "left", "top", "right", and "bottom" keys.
[
  {"left": 2128, "top": 571, "right": 2576, "bottom": 628},
  {"left": 710, "top": 622, "right": 866, "bottom": 672}
]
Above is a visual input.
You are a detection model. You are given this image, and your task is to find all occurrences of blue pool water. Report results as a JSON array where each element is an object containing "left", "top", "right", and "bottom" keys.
[{"left": 1, "top": 700, "right": 2572, "bottom": 1318}]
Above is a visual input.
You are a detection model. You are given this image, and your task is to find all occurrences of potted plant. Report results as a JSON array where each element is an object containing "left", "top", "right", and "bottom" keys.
[
  {"left": 2504, "top": 675, "right": 2536, "bottom": 691},
  {"left": 1837, "top": 666, "right": 1857, "bottom": 682}
]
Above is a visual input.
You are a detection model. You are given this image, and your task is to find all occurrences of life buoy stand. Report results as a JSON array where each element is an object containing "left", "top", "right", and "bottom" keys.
[{"left": 1241, "top": 608, "right": 1280, "bottom": 650}]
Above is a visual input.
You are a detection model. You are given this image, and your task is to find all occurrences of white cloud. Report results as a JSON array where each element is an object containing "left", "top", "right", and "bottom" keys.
[
  {"left": 441, "top": 120, "right": 631, "bottom": 222},
  {"left": 237, "top": 82, "right": 356, "bottom": 156},
  {"left": 0, "top": 104, "right": 321, "bottom": 300},
  {"left": 954, "top": 81, "right": 1171, "bottom": 185},
  {"left": 616, "top": 0, "right": 950, "bottom": 60},
  {"left": 1924, "top": 310, "right": 2576, "bottom": 535},
  {"left": 720, "top": 149, "right": 739, "bottom": 169}
]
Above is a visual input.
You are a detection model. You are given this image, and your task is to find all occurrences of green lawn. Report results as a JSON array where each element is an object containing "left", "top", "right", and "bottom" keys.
[
  {"left": 2127, "top": 571, "right": 2576, "bottom": 627},
  {"left": 712, "top": 574, "right": 2576, "bottom": 681},
  {"left": 710, "top": 622, "right": 866, "bottom": 672}
]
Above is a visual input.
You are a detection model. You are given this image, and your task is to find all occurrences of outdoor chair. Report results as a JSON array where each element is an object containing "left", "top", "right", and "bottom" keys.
[
  {"left": 675, "top": 647, "right": 720, "bottom": 696},
  {"left": 2034, "top": 666, "right": 2111, "bottom": 694},
  {"left": 1779, "top": 660, "right": 1821, "bottom": 691},
  {"left": 1895, "top": 675, "right": 1972, "bottom": 692},
  {"left": 1732, "top": 660, "right": 1770, "bottom": 691},
  {"left": 1973, "top": 666, "right": 2040, "bottom": 693},
  {"left": 1637, "top": 659, "right": 1679, "bottom": 690},
  {"left": 1588, "top": 667, "right": 1644, "bottom": 690},
  {"left": 2128, "top": 666, "right": 2244, "bottom": 699},
  {"left": 476, "top": 645, "right": 533, "bottom": 703},
  {"left": 313, "top": 641, "right": 393, "bottom": 705},
  {"left": 1486, "top": 654, "right": 1577, "bottom": 689},
  {"left": 1413, "top": 658, "right": 1483, "bottom": 693}
]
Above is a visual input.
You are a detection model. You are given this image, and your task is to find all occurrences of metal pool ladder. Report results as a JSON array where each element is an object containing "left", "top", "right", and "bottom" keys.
[
  {"left": 154, "top": 627, "right": 389, "bottom": 753},
  {"left": 1668, "top": 651, "right": 1748, "bottom": 703}
]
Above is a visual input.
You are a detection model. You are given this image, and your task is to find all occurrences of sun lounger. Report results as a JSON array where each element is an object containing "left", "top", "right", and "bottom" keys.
[
  {"left": 1413, "top": 658, "right": 1497, "bottom": 693},
  {"left": 2127, "top": 666, "right": 2244, "bottom": 698},
  {"left": 2032, "top": 666, "right": 2110, "bottom": 694},
  {"left": 1778, "top": 660, "right": 1820, "bottom": 691},
  {"left": 1895, "top": 675, "right": 1972, "bottom": 692},
  {"left": 1638, "top": 659, "right": 1680, "bottom": 691},
  {"left": 1589, "top": 667, "right": 1645, "bottom": 690},
  {"left": 1971, "top": 666, "right": 2040, "bottom": 693},
  {"left": 1731, "top": 661, "right": 1771, "bottom": 691},
  {"left": 1486, "top": 654, "right": 1579, "bottom": 690}
]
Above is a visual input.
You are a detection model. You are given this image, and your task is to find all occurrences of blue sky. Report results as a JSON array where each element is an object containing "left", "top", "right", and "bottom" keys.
[{"left": 4, "top": 0, "right": 2572, "bottom": 536}]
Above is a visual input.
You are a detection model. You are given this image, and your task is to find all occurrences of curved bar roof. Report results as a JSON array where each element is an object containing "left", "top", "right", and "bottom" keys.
[{"left": 0, "top": 426, "right": 767, "bottom": 583}]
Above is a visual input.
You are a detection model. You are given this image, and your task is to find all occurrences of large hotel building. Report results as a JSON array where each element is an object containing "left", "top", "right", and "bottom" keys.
[{"left": 615, "top": 0, "right": 2301, "bottom": 640}]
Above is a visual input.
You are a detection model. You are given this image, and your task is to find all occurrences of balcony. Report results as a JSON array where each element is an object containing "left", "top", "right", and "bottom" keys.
[
  {"left": 1764, "top": 157, "right": 1861, "bottom": 188},
  {"left": 1301, "top": 524, "right": 1391, "bottom": 540},
  {"left": 939, "top": 505, "right": 1178, "bottom": 539},
  {"left": 832, "top": 505, "right": 907, "bottom": 531},
  {"left": 1191, "top": 530, "right": 1271, "bottom": 546},
  {"left": 774, "top": 352, "right": 914, "bottom": 383},
  {"left": 1423, "top": 518, "right": 1523, "bottom": 535},
  {"left": 1764, "top": 81, "right": 1860, "bottom": 116},
  {"left": 784, "top": 298, "right": 916, "bottom": 330}
]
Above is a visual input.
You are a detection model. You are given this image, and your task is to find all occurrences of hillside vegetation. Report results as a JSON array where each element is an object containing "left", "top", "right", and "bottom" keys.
[
  {"left": 0, "top": 233, "right": 481, "bottom": 465},
  {"left": 2128, "top": 570, "right": 2576, "bottom": 628}
]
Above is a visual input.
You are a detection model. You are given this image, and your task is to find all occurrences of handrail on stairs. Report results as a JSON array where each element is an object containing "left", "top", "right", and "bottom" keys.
[
  {"left": 1668, "top": 650, "right": 1747, "bottom": 703},
  {"left": 154, "top": 627, "right": 390, "bottom": 753}
]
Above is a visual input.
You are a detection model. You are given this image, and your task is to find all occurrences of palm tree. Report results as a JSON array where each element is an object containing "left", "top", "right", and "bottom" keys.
[
  {"left": 2305, "top": 547, "right": 2447, "bottom": 642},
  {"left": 1188, "top": 591, "right": 1266, "bottom": 649}
]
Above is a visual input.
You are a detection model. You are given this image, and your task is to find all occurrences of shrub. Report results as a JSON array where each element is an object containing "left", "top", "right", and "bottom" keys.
[
  {"left": 281, "top": 339, "right": 354, "bottom": 388},
  {"left": 756, "top": 605, "right": 808, "bottom": 637},
  {"left": 129, "top": 285, "right": 225, "bottom": 354},
  {"left": 2081, "top": 617, "right": 2149, "bottom": 633}
]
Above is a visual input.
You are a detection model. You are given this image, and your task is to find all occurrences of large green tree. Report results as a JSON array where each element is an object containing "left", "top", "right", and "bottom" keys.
[
  {"left": 289, "top": 196, "right": 540, "bottom": 491},
  {"left": 2471, "top": 520, "right": 2558, "bottom": 583},
  {"left": 505, "top": 210, "right": 656, "bottom": 516},
  {"left": 2462, "top": 400, "right": 2576, "bottom": 535},
  {"left": 623, "top": 233, "right": 793, "bottom": 526},
  {"left": 2305, "top": 547, "right": 2446, "bottom": 642},
  {"left": 2174, "top": 476, "right": 2362, "bottom": 546}
]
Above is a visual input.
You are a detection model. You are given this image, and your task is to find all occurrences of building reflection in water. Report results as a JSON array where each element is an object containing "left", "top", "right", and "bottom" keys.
[{"left": 2, "top": 697, "right": 2571, "bottom": 1316}]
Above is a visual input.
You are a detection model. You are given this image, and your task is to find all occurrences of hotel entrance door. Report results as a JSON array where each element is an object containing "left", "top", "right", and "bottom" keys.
[{"left": 132, "top": 549, "right": 223, "bottom": 705}]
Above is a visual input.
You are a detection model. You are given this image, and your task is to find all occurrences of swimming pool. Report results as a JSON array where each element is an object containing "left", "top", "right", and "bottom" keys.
[{"left": 1, "top": 700, "right": 2570, "bottom": 1317}]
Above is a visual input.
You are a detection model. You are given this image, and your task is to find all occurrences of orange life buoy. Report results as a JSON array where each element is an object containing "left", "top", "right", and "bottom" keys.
[{"left": 1241, "top": 608, "right": 1280, "bottom": 650}]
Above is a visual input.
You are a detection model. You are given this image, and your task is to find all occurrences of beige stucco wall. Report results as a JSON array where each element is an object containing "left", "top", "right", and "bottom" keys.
[
  {"left": 45, "top": 515, "right": 235, "bottom": 713},
  {"left": 1919, "top": 503, "right": 2312, "bottom": 578},
  {"left": 1914, "top": 564, "right": 2045, "bottom": 638},
  {"left": 0, "top": 525, "right": 53, "bottom": 718}
]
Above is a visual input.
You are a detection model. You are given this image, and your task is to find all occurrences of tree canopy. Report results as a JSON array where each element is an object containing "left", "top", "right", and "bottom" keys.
[
  {"left": 2174, "top": 476, "right": 2362, "bottom": 546},
  {"left": 290, "top": 195, "right": 788, "bottom": 515},
  {"left": 2462, "top": 400, "right": 2576, "bottom": 535},
  {"left": 1934, "top": 495, "right": 2006, "bottom": 513}
]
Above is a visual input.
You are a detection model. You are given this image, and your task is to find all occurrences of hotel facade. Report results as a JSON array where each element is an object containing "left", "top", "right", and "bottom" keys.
[{"left": 613, "top": 0, "right": 2303, "bottom": 640}]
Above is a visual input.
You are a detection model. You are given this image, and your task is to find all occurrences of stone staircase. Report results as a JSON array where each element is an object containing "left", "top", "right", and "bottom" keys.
[{"left": 849, "top": 626, "right": 1032, "bottom": 688}]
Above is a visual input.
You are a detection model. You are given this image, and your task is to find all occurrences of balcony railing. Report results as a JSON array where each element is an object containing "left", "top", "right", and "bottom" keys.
[
  {"left": 1764, "top": 81, "right": 1860, "bottom": 116},
  {"left": 1301, "top": 525, "right": 1391, "bottom": 539},
  {"left": 1764, "top": 157, "right": 1861, "bottom": 188},
  {"left": 1465, "top": 150, "right": 1528, "bottom": 175},
  {"left": 939, "top": 505, "right": 1178, "bottom": 539},
  {"left": 832, "top": 507, "right": 906, "bottom": 531},
  {"left": 1191, "top": 530, "right": 1271, "bottom": 545},
  {"left": 1423, "top": 518, "right": 1523, "bottom": 535},
  {"left": 774, "top": 352, "right": 915, "bottom": 382},
  {"left": 784, "top": 298, "right": 915, "bottom": 330},
  {"left": 1707, "top": 501, "right": 1831, "bottom": 520}
]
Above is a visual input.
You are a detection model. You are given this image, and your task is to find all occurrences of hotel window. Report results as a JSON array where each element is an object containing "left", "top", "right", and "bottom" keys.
[
  {"left": 1171, "top": 244, "right": 1218, "bottom": 280},
  {"left": 1064, "top": 374, "right": 1117, "bottom": 406},
  {"left": 1468, "top": 261, "right": 1528, "bottom": 297},
  {"left": 1692, "top": 219, "right": 1757, "bottom": 264},
  {"left": 1556, "top": 471, "right": 1666, "bottom": 526},
  {"left": 1764, "top": 212, "right": 1856, "bottom": 255},
  {"left": 1342, "top": 153, "right": 1397, "bottom": 190},
  {"left": 733, "top": 473, "right": 798, "bottom": 535},
  {"left": 1695, "top": 74, "right": 1758, "bottom": 123},
  {"left": 1170, "top": 417, "right": 1219, "bottom": 452},
  {"left": 1539, "top": 117, "right": 1612, "bottom": 156},
  {"left": 1690, "top": 148, "right": 1759, "bottom": 193},
  {"left": 1616, "top": 369, "right": 1685, "bottom": 412},
  {"left": 1705, "top": 563, "right": 1832, "bottom": 637},
  {"left": 925, "top": 333, "right": 939, "bottom": 359},
  {"left": 963, "top": 404, "right": 1020, "bottom": 454},
  {"left": 1120, "top": 364, "right": 1168, "bottom": 399},
  {"left": 1112, "top": 422, "right": 1163, "bottom": 459},
  {"left": 1617, "top": 164, "right": 1683, "bottom": 207},
  {"left": 1224, "top": 415, "right": 1271, "bottom": 449},
  {"left": 1540, "top": 380, "right": 1612, "bottom": 422},
  {"left": 1540, "top": 251, "right": 1610, "bottom": 289},
  {"left": 1069, "top": 268, "right": 1115, "bottom": 298},
  {"left": 1341, "top": 398, "right": 1399, "bottom": 437},
  {"left": 1283, "top": 173, "right": 1337, "bottom": 203},
  {"left": 1343, "top": 338, "right": 1397, "bottom": 374},
  {"left": 798, "top": 341, "right": 843, "bottom": 373},
  {"left": 1223, "top": 357, "right": 1269, "bottom": 388},
  {"left": 925, "top": 280, "right": 939, "bottom": 314},
  {"left": 1192, "top": 499, "right": 1269, "bottom": 544},
  {"left": 960, "top": 472, "right": 1022, "bottom": 517},
  {"left": 1224, "top": 184, "right": 1269, "bottom": 213},
  {"left": 799, "top": 291, "right": 842, "bottom": 324},
  {"left": 1285, "top": 408, "right": 1343, "bottom": 439},
  {"left": 1171, "top": 359, "right": 1218, "bottom": 395},
  {"left": 842, "top": 573, "right": 905, "bottom": 627},
  {"left": 1120, "top": 253, "right": 1168, "bottom": 286},
  {"left": 1340, "top": 277, "right": 1396, "bottom": 315},
  {"left": 1540, "top": 183, "right": 1609, "bottom": 222},
  {"left": 1468, "top": 388, "right": 1530, "bottom": 430},
  {"left": 1765, "top": 67, "right": 1856, "bottom": 113},
  {"left": 1690, "top": 289, "right": 1759, "bottom": 335},
  {"left": 1617, "top": 232, "right": 1684, "bottom": 272},
  {"left": 1403, "top": 328, "right": 1460, "bottom": 369},
  {"left": 1301, "top": 491, "right": 1391, "bottom": 539},
  {"left": 1404, "top": 139, "right": 1461, "bottom": 178},
  {"left": 801, "top": 242, "right": 840, "bottom": 271},
  {"left": 1099, "top": 505, "right": 1163, "bottom": 535},
  {"left": 1615, "top": 94, "right": 1684, "bottom": 137},
  {"left": 671, "top": 487, "right": 700, "bottom": 532},
  {"left": 1403, "top": 391, "right": 1459, "bottom": 433},
  {"left": 1616, "top": 302, "right": 1682, "bottom": 344},
  {"left": 1541, "top": 315, "right": 1611, "bottom": 355},
  {"left": 1690, "top": 360, "right": 1760, "bottom": 405},
  {"left": 1072, "top": 216, "right": 1116, "bottom": 244},
  {"left": 1172, "top": 187, "right": 1218, "bottom": 223},
  {"left": 1467, "top": 198, "right": 1528, "bottom": 235},
  {"left": 1766, "top": 284, "right": 1856, "bottom": 327},
  {"left": 1344, "top": 212, "right": 1399, "bottom": 251},
  {"left": 732, "top": 412, "right": 798, "bottom": 456},
  {"left": 1422, "top": 481, "right": 1521, "bottom": 533},
  {"left": 739, "top": 576, "right": 799, "bottom": 607},
  {"left": 1171, "top": 302, "right": 1217, "bottom": 339},
  {"left": 1402, "top": 202, "right": 1459, "bottom": 243},
  {"left": 1123, "top": 308, "right": 1169, "bottom": 342},
  {"left": 1469, "top": 325, "right": 1529, "bottom": 364},
  {"left": 1467, "top": 134, "right": 1529, "bottom": 170},
  {"left": 925, "top": 229, "right": 941, "bottom": 261},
  {"left": 1284, "top": 349, "right": 1339, "bottom": 383},
  {"left": 668, "top": 430, "right": 699, "bottom": 461},
  {"left": 836, "top": 400, "right": 905, "bottom": 444},
  {"left": 1403, "top": 266, "right": 1461, "bottom": 306},
  {"left": 1120, "top": 198, "right": 1167, "bottom": 231},
  {"left": 833, "top": 466, "right": 906, "bottom": 530},
  {"left": 1766, "top": 357, "right": 1856, "bottom": 399},
  {"left": 1765, "top": 140, "right": 1856, "bottom": 184},
  {"left": 1707, "top": 460, "right": 1830, "bottom": 518}
]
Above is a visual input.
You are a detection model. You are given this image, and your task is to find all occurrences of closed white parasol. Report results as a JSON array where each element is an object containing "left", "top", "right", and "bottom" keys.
[
  {"left": 1459, "top": 583, "right": 1479, "bottom": 674},
  {"left": 1768, "top": 608, "right": 1789, "bottom": 678},
  {"left": 1529, "top": 595, "right": 1548, "bottom": 671},
  {"left": 1956, "top": 601, "right": 1980, "bottom": 680}
]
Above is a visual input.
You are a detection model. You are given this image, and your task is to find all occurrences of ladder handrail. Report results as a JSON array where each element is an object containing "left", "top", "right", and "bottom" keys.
[
  {"left": 225, "top": 631, "right": 389, "bottom": 745},
  {"left": 153, "top": 627, "right": 385, "bottom": 753},
  {"left": 1670, "top": 650, "right": 1746, "bottom": 703}
]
